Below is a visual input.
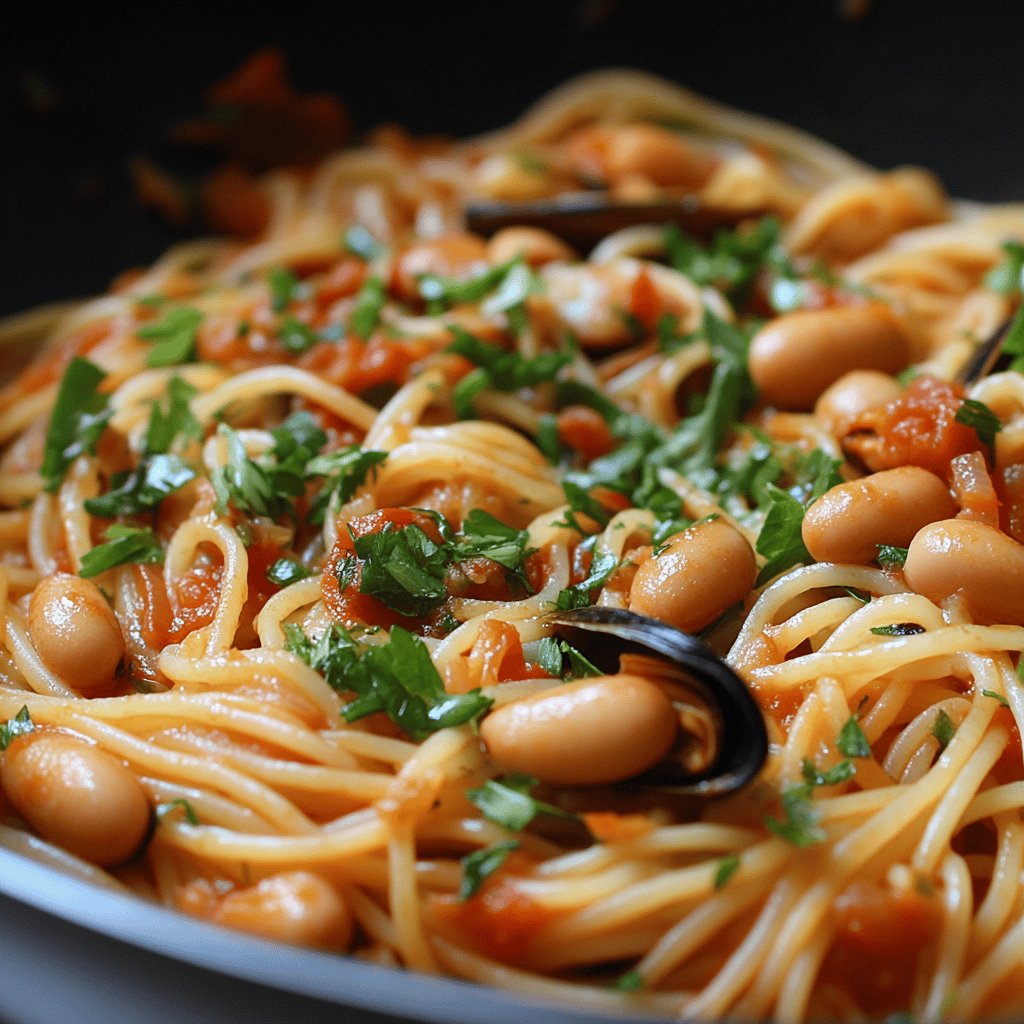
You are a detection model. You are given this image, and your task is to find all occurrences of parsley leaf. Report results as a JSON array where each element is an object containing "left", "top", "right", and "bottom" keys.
[
  {"left": 144, "top": 376, "right": 201, "bottom": 455},
  {"left": 613, "top": 971, "right": 646, "bottom": 993},
  {"left": 755, "top": 451, "right": 842, "bottom": 585},
  {"left": 981, "top": 688, "right": 1009, "bottom": 706},
  {"left": 267, "top": 266, "right": 305, "bottom": 312},
  {"left": 448, "top": 325, "right": 572, "bottom": 418},
  {"left": 932, "top": 709, "right": 956, "bottom": 750},
  {"left": 870, "top": 622, "right": 924, "bottom": 637},
  {"left": 419, "top": 255, "right": 525, "bottom": 308},
  {"left": 266, "top": 558, "right": 312, "bottom": 587},
  {"left": 349, "top": 275, "right": 387, "bottom": 340},
  {"left": 459, "top": 840, "right": 520, "bottom": 900},
  {"left": 837, "top": 714, "right": 871, "bottom": 759},
  {"left": 955, "top": 398, "right": 1002, "bottom": 457},
  {"left": 0, "top": 706, "right": 33, "bottom": 751},
  {"left": 450, "top": 509, "right": 533, "bottom": 590},
  {"left": 278, "top": 315, "right": 318, "bottom": 354},
  {"left": 79, "top": 524, "right": 164, "bottom": 577},
  {"left": 305, "top": 446, "right": 388, "bottom": 525},
  {"left": 138, "top": 307, "right": 203, "bottom": 367},
  {"left": 84, "top": 453, "right": 196, "bottom": 519},
  {"left": 984, "top": 240, "right": 1024, "bottom": 295},
  {"left": 41, "top": 357, "right": 112, "bottom": 492},
  {"left": 156, "top": 799, "right": 200, "bottom": 825},
  {"left": 533, "top": 637, "right": 602, "bottom": 679},
  {"left": 285, "top": 623, "right": 492, "bottom": 740},
  {"left": 352, "top": 523, "right": 450, "bottom": 618},
  {"left": 466, "top": 774, "right": 578, "bottom": 831},
  {"left": 764, "top": 757, "right": 854, "bottom": 847},
  {"left": 713, "top": 854, "right": 741, "bottom": 890},
  {"left": 876, "top": 545, "right": 909, "bottom": 569}
]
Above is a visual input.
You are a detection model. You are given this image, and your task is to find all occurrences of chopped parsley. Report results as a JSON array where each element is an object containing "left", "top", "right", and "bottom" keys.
[
  {"left": 84, "top": 453, "right": 196, "bottom": 519},
  {"left": 613, "top": 970, "right": 646, "bottom": 993},
  {"left": 137, "top": 306, "right": 203, "bottom": 367},
  {"left": 764, "top": 757, "right": 855, "bottom": 848},
  {"left": 665, "top": 216, "right": 791, "bottom": 308},
  {"left": 955, "top": 398, "right": 1002, "bottom": 458},
  {"left": 876, "top": 545, "right": 909, "bottom": 569},
  {"left": 305, "top": 446, "right": 388, "bottom": 525},
  {"left": 981, "top": 688, "right": 1009, "bottom": 707},
  {"left": 265, "top": 557, "right": 312, "bottom": 587},
  {"left": 41, "top": 357, "right": 112, "bottom": 492},
  {"left": 278, "top": 315, "right": 318, "bottom": 354},
  {"left": 79, "top": 524, "right": 164, "bottom": 577},
  {"left": 447, "top": 325, "right": 572, "bottom": 418},
  {"left": 713, "top": 854, "right": 741, "bottom": 890},
  {"left": 931, "top": 709, "right": 957, "bottom": 751},
  {"left": 284, "top": 622, "right": 492, "bottom": 740},
  {"left": 337, "top": 509, "right": 532, "bottom": 619},
  {"left": 419, "top": 255, "right": 526, "bottom": 309},
  {"left": 534, "top": 636, "right": 603, "bottom": 679},
  {"left": 349, "top": 275, "right": 387, "bottom": 340},
  {"left": 0, "top": 706, "right": 33, "bottom": 750},
  {"left": 143, "top": 376, "right": 201, "bottom": 455},
  {"left": 754, "top": 449, "right": 842, "bottom": 585},
  {"left": 459, "top": 840, "right": 520, "bottom": 900},
  {"left": 267, "top": 266, "right": 305, "bottom": 312},
  {"left": 984, "top": 240, "right": 1024, "bottom": 295},
  {"left": 156, "top": 799, "right": 200, "bottom": 825},
  {"left": 466, "top": 773, "right": 579, "bottom": 831},
  {"left": 837, "top": 713, "right": 871, "bottom": 759},
  {"left": 870, "top": 622, "right": 925, "bottom": 637}
]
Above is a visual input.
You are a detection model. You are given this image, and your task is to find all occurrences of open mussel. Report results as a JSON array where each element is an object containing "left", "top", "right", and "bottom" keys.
[
  {"left": 464, "top": 192, "right": 764, "bottom": 250},
  {"left": 544, "top": 607, "right": 768, "bottom": 797}
]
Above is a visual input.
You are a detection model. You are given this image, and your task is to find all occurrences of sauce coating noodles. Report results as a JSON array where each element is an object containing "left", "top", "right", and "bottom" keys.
[{"left": 3, "top": 68, "right": 1024, "bottom": 1022}]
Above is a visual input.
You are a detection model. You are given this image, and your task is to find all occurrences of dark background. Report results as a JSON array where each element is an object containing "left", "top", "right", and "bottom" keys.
[{"left": 3, "top": 0, "right": 1022, "bottom": 320}]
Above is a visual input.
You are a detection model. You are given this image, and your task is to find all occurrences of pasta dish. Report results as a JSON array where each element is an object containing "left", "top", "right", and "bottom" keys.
[{"left": 3, "top": 65, "right": 1024, "bottom": 1022}]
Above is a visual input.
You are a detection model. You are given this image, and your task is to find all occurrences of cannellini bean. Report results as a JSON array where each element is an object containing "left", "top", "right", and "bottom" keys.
[
  {"left": 814, "top": 369, "right": 904, "bottom": 437},
  {"left": 802, "top": 467, "right": 957, "bottom": 565},
  {"left": 628, "top": 518, "right": 757, "bottom": 633},
  {"left": 1, "top": 729, "right": 150, "bottom": 866},
  {"left": 179, "top": 871, "right": 354, "bottom": 950},
  {"left": 485, "top": 226, "right": 576, "bottom": 267},
  {"left": 479, "top": 673, "right": 678, "bottom": 786},
  {"left": 904, "top": 519, "right": 1024, "bottom": 625},
  {"left": 28, "top": 572, "right": 125, "bottom": 694},
  {"left": 749, "top": 304, "right": 910, "bottom": 411}
]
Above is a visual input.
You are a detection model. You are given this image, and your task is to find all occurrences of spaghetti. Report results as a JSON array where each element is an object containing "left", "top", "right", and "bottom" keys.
[{"left": 2, "top": 67, "right": 1024, "bottom": 1022}]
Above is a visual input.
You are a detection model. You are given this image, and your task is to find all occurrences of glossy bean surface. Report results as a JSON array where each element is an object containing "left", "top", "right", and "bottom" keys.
[
  {"left": 802, "top": 466, "right": 957, "bottom": 565},
  {"left": 628, "top": 518, "right": 757, "bottom": 633},
  {"left": 904, "top": 519, "right": 1024, "bottom": 625},
  {"left": 749, "top": 304, "right": 910, "bottom": 411},
  {"left": 1, "top": 729, "right": 150, "bottom": 866},
  {"left": 28, "top": 572, "right": 125, "bottom": 693},
  {"left": 814, "top": 369, "right": 904, "bottom": 437},
  {"left": 479, "top": 673, "right": 678, "bottom": 786}
]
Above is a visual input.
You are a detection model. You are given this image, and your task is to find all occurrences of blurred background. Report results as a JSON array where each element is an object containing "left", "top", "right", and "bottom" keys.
[{"left": 3, "top": 0, "right": 1022, "bottom": 319}]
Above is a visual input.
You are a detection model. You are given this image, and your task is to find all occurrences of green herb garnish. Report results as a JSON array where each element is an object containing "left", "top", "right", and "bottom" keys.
[
  {"left": 41, "top": 357, "right": 112, "bottom": 492},
  {"left": 79, "top": 524, "right": 164, "bottom": 577}
]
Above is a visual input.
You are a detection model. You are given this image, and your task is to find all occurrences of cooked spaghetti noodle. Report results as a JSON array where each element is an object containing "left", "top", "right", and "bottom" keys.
[{"left": 2, "top": 67, "right": 1024, "bottom": 1022}]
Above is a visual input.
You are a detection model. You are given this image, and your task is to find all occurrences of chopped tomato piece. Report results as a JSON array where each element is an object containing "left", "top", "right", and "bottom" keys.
[
  {"left": 555, "top": 405, "right": 615, "bottom": 461},
  {"left": 871, "top": 375, "right": 983, "bottom": 479},
  {"left": 819, "top": 880, "right": 939, "bottom": 1016}
]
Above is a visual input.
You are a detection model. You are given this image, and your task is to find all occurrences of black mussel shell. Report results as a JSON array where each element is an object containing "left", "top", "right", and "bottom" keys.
[{"left": 546, "top": 606, "right": 768, "bottom": 797}]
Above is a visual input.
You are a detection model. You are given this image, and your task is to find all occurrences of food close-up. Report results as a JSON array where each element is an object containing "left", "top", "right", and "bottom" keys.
[{"left": 3, "top": 27, "right": 1024, "bottom": 1024}]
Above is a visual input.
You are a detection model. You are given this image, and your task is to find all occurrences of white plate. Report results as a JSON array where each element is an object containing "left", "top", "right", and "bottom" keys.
[{"left": 0, "top": 847, "right": 650, "bottom": 1024}]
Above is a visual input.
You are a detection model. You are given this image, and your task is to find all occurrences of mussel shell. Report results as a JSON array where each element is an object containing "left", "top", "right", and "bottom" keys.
[{"left": 546, "top": 606, "right": 768, "bottom": 797}]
